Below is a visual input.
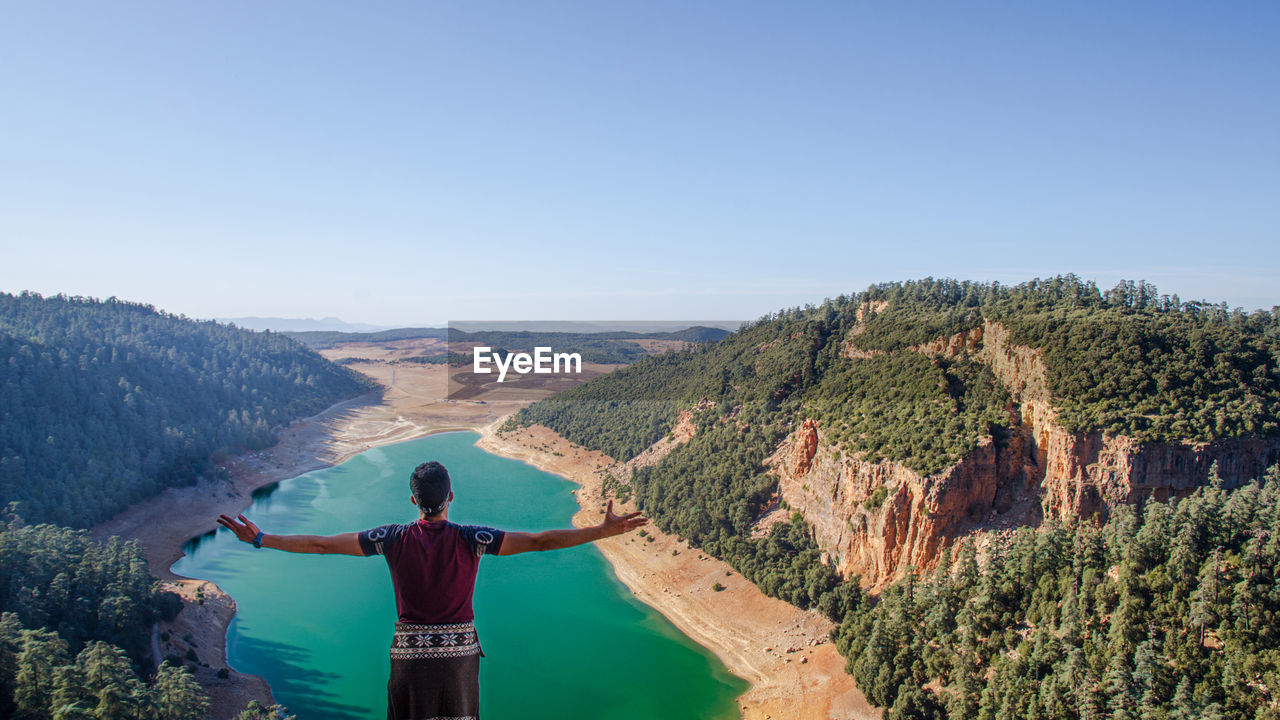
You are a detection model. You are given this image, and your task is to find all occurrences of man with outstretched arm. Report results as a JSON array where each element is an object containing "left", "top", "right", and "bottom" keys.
[{"left": 216, "top": 460, "right": 646, "bottom": 720}]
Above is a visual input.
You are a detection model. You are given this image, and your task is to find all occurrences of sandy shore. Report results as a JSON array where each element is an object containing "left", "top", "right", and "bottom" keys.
[
  {"left": 94, "top": 351, "right": 879, "bottom": 720},
  {"left": 476, "top": 421, "right": 880, "bottom": 720}
]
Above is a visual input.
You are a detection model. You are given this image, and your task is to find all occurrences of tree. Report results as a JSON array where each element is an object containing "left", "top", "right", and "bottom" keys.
[
  {"left": 150, "top": 663, "right": 208, "bottom": 720},
  {"left": 235, "top": 700, "right": 296, "bottom": 720},
  {"left": 887, "top": 685, "right": 944, "bottom": 720},
  {"left": 13, "top": 629, "right": 70, "bottom": 720},
  {"left": 75, "top": 642, "right": 144, "bottom": 720}
]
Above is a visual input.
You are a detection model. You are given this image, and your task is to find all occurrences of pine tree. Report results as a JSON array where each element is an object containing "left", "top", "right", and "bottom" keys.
[
  {"left": 235, "top": 700, "right": 297, "bottom": 720},
  {"left": 887, "top": 685, "right": 944, "bottom": 720},
  {"left": 1166, "top": 676, "right": 1197, "bottom": 720},
  {"left": 13, "top": 629, "right": 70, "bottom": 719},
  {"left": 75, "top": 642, "right": 144, "bottom": 720},
  {"left": 1190, "top": 549, "right": 1222, "bottom": 648},
  {"left": 150, "top": 663, "right": 209, "bottom": 720}
]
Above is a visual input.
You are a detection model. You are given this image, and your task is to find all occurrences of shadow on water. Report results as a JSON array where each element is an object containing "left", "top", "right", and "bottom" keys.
[
  {"left": 183, "top": 528, "right": 218, "bottom": 555},
  {"left": 234, "top": 634, "right": 376, "bottom": 720},
  {"left": 251, "top": 482, "right": 282, "bottom": 500}
]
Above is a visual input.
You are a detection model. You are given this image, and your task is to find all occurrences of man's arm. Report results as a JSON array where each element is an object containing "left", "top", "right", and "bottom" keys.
[
  {"left": 216, "top": 514, "right": 364, "bottom": 556},
  {"left": 497, "top": 500, "right": 647, "bottom": 556}
]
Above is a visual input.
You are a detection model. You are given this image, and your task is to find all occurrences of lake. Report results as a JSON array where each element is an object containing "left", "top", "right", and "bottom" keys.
[{"left": 173, "top": 431, "right": 747, "bottom": 719}]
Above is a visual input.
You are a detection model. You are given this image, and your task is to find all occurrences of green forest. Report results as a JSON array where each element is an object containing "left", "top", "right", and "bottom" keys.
[
  {"left": 810, "top": 353, "right": 1012, "bottom": 476},
  {"left": 0, "top": 512, "right": 206, "bottom": 719},
  {"left": 0, "top": 292, "right": 375, "bottom": 527},
  {"left": 511, "top": 277, "right": 1280, "bottom": 719},
  {"left": 0, "top": 292, "right": 372, "bottom": 718},
  {"left": 851, "top": 277, "right": 1280, "bottom": 442},
  {"left": 0, "top": 512, "right": 298, "bottom": 719}
]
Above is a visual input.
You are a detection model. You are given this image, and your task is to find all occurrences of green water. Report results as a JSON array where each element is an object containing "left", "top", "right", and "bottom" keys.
[{"left": 173, "top": 431, "right": 747, "bottom": 719}]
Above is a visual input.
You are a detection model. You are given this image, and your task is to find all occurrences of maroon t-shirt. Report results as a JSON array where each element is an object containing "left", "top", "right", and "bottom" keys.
[{"left": 358, "top": 519, "right": 505, "bottom": 624}]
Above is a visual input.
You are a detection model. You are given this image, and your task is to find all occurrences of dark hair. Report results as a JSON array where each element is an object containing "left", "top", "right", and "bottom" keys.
[{"left": 410, "top": 461, "right": 452, "bottom": 515}]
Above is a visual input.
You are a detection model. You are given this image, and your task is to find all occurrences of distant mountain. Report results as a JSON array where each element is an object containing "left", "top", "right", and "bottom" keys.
[
  {"left": 219, "top": 316, "right": 392, "bottom": 333},
  {"left": 285, "top": 327, "right": 450, "bottom": 349},
  {"left": 449, "top": 321, "right": 742, "bottom": 333},
  {"left": 285, "top": 325, "right": 733, "bottom": 355},
  {"left": 651, "top": 325, "right": 732, "bottom": 342}
]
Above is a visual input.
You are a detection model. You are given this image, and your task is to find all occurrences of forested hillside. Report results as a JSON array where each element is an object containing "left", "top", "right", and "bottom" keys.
[
  {"left": 282, "top": 326, "right": 449, "bottom": 349},
  {"left": 854, "top": 278, "right": 1280, "bottom": 442},
  {"left": 0, "top": 292, "right": 375, "bottom": 527},
  {"left": 509, "top": 276, "right": 1280, "bottom": 719},
  {"left": 0, "top": 292, "right": 357, "bottom": 718},
  {"left": 517, "top": 277, "right": 1279, "bottom": 462}
]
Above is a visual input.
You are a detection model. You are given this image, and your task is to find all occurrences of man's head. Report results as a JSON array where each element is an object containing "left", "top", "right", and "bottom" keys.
[{"left": 410, "top": 461, "right": 452, "bottom": 517}]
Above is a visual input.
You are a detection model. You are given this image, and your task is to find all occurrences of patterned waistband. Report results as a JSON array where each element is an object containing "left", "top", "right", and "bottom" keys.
[{"left": 391, "top": 622, "right": 480, "bottom": 660}]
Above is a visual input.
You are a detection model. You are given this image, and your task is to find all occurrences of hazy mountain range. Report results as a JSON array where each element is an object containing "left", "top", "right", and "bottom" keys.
[{"left": 217, "top": 316, "right": 395, "bottom": 333}]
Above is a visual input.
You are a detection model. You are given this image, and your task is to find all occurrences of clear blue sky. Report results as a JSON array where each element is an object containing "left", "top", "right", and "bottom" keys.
[{"left": 2, "top": 2, "right": 1277, "bottom": 325}]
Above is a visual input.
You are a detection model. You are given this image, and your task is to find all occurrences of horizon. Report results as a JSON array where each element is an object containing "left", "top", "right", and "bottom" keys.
[
  {"left": 2, "top": 2, "right": 1278, "bottom": 323},
  {"left": 5, "top": 271, "right": 1275, "bottom": 331}
]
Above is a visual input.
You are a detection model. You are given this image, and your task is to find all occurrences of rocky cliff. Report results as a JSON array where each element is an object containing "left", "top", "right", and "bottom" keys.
[
  {"left": 778, "top": 319, "right": 1280, "bottom": 587},
  {"left": 978, "top": 320, "right": 1279, "bottom": 518},
  {"left": 772, "top": 414, "right": 1039, "bottom": 586}
]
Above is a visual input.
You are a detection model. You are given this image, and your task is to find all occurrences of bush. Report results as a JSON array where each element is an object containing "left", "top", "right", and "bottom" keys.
[{"left": 154, "top": 590, "right": 184, "bottom": 621}]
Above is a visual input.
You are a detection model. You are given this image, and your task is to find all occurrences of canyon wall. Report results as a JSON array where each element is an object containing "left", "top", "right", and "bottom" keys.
[
  {"left": 779, "top": 319, "right": 1280, "bottom": 587},
  {"left": 774, "top": 418, "right": 1038, "bottom": 587},
  {"left": 977, "top": 320, "right": 1279, "bottom": 518}
]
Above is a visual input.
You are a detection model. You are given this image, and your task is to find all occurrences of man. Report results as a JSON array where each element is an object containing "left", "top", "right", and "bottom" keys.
[{"left": 216, "top": 460, "right": 646, "bottom": 720}]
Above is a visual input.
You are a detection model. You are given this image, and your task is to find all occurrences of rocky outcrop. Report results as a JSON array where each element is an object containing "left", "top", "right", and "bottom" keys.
[
  {"left": 774, "top": 318, "right": 1280, "bottom": 587},
  {"left": 773, "top": 420, "right": 1038, "bottom": 587},
  {"left": 1034, "top": 428, "right": 1280, "bottom": 519},
  {"left": 791, "top": 418, "right": 820, "bottom": 475},
  {"left": 977, "top": 320, "right": 1280, "bottom": 519},
  {"left": 911, "top": 325, "right": 984, "bottom": 359},
  {"left": 841, "top": 301, "right": 889, "bottom": 360},
  {"left": 611, "top": 409, "right": 700, "bottom": 481}
]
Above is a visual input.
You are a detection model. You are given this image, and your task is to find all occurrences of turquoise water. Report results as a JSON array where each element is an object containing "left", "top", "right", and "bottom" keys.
[{"left": 173, "top": 431, "right": 747, "bottom": 719}]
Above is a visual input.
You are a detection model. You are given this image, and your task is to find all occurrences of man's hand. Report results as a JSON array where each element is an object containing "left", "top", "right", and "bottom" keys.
[
  {"left": 217, "top": 514, "right": 261, "bottom": 544},
  {"left": 598, "top": 500, "right": 647, "bottom": 538},
  {"left": 215, "top": 514, "right": 363, "bottom": 555},
  {"left": 497, "top": 500, "right": 648, "bottom": 555}
]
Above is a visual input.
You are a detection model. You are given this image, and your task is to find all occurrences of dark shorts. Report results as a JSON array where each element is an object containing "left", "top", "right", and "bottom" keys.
[{"left": 388, "top": 622, "right": 482, "bottom": 720}]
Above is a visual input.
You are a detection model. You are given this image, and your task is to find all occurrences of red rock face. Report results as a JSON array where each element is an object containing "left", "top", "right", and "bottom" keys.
[
  {"left": 770, "top": 318, "right": 1280, "bottom": 588},
  {"left": 981, "top": 320, "right": 1280, "bottom": 520},
  {"left": 791, "top": 418, "right": 819, "bottom": 475},
  {"left": 775, "top": 423, "right": 1035, "bottom": 587},
  {"left": 1036, "top": 426, "right": 1280, "bottom": 520},
  {"left": 911, "top": 326, "right": 984, "bottom": 358}
]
